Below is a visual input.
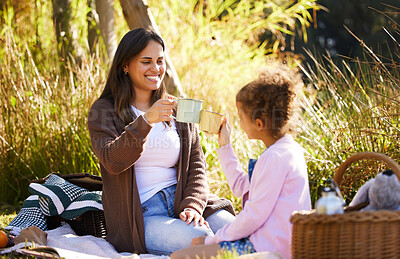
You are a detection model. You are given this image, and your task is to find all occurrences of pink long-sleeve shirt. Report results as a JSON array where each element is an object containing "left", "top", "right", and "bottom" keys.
[{"left": 205, "top": 135, "right": 311, "bottom": 259}]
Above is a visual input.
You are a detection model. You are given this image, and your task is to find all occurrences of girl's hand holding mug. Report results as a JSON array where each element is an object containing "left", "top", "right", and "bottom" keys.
[
  {"left": 218, "top": 117, "right": 231, "bottom": 147},
  {"left": 144, "top": 99, "right": 175, "bottom": 124}
]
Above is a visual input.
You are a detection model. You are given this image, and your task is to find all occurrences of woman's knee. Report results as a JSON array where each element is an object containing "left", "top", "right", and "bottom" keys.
[
  {"left": 144, "top": 216, "right": 213, "bottom": 254},
  {"left": 206, "top": 209, "right": 236, "bottom": 233}
]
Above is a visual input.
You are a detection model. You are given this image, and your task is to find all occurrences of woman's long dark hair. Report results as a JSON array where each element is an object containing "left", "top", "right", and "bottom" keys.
[{"left": 99, "top": 28, "right": 166, "bottom": 126}]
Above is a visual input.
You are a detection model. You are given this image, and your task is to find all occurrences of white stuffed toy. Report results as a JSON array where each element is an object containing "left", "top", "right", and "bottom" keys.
[{"left": 349, "top": 169, "right": 400, "bottom": 211}]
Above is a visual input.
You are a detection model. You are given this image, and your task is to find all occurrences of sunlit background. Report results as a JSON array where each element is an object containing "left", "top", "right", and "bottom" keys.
[{"left": 0, "top": 0, "right": 399, "bottom": 217}]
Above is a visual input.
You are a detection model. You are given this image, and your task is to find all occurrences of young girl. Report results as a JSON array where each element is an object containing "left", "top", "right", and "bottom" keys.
[{"left": 171, "top": 65, "right": 311, "bottom": 259}]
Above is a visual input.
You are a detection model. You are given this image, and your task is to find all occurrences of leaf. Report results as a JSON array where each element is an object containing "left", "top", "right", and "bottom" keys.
[{"left": 10, "top": 96, "right": 16, "bottom": 107}]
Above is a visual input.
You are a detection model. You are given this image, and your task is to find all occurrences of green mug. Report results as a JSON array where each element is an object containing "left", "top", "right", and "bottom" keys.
[{"left": 175, "top": 98, "right": 204, "bottom": 123}]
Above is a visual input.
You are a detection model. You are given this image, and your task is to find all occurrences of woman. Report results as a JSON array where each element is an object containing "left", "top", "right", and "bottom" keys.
[{"left": 87, "top": 28, "right": 235, "bottom": 255}]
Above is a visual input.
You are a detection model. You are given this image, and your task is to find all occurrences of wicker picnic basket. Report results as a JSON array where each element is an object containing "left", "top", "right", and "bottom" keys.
[
  {"left": 290, "top": 152, "right": 400, "bottom": 259},
  {"left": 31, "top": 173, "right": 107, "bottom": 238}
]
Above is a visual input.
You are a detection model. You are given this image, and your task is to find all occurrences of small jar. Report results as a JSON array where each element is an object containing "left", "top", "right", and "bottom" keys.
[{"left": 315, "top": 187, "right": 344, "bottom": 215}]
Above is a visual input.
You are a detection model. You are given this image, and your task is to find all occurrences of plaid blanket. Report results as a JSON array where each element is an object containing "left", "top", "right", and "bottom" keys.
[{"left": 6, "top": 174, "right": 102, "bottom": 233}]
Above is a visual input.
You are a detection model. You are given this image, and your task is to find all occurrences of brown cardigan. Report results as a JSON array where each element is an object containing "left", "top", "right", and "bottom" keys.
[{"left": 87, "top": 98, "right": 234, "bottom": 253}]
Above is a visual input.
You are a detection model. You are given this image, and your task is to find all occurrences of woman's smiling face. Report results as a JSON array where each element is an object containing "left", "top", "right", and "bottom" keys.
[{"left": 126, "top": 40, "right": 165, "bottom": 92}]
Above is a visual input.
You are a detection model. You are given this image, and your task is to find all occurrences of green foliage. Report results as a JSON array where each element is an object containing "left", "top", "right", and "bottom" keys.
[{"left": 0, "top": 213, "right": 15, "bottom": 229}]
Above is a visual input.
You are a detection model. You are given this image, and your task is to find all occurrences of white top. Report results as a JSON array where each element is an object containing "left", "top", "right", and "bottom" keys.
[
  {"left": 205, "top": 135, "right": 311, "bottom": 259},
  {"left": 131, "top": 106, "right": 180, "bottom": 203}
]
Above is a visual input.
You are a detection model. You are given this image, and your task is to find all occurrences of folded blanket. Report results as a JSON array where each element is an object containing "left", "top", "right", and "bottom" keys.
[
  {"left": 29, "top": 174, "right": 89, "bottom": 216},
  {"left": 6, "top": 195, "right": 48, "bottom": 234},
  {"left": 61, "top": 191, "right": 102, "bottom": 220},
  {"left": 6, "top": 174, "right": 103, "bottom": 234}
]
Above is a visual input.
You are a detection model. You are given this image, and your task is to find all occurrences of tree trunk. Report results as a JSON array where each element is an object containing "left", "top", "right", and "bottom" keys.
[
  {"left": 52, "top": 0, "right": 84, "bottom": 64},
  {"left": 119, "top": 0, "right": 185, "bottom": 97},
  {"left": 0, "top": 0, "right": 7, "bottom": 10},
  {"left": 96, "top": 0, "right": 117, "bottom": 61},
  {"left": 87, "top": 0, "right": 99, "bottom": 55}
]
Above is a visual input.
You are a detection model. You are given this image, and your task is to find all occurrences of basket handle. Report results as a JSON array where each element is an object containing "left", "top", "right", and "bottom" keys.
[{"left": 334, "top": 152, "right": 400, "bottom": 186}]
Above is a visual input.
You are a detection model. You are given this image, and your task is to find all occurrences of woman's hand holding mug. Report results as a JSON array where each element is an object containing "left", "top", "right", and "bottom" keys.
[{"left": 144, "top": 99, "right": 175, "bottom": 124}]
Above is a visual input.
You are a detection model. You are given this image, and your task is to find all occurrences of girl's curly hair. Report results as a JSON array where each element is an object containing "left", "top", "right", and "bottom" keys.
[{"left": 236, "top": 65, "right": 303, "bottom": 138}]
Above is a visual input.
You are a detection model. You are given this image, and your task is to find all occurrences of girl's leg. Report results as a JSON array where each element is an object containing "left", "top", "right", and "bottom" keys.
[
  {"left": 170, "top": 244, "right": 223, "bottom": 259},
  {"left": 205, "top": 209, "right": 236, "bottom": 233},
  {"left": 144, "top": 215, "right": 214, "bottom": 255}
]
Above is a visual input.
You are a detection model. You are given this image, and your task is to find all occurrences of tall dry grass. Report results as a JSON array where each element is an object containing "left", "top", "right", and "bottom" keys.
[
  {"left": 0, "top": 0, "right": 320, "bottom": 211},
  {"left": 0, "top": 15, "right": 105, "bottom": 207},
  {"left": 298, "top": 18, "right": 400, "bottom": 202},
  {"left": 1, "top": 0, "right": 398, "bottom": 212},
  {"left": 150, "top": 0, "right": 321, "bottom": 111}
]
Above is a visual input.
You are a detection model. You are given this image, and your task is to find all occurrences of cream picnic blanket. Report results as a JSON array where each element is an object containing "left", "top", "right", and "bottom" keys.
[
  {"left": 4, "top": 223, "right": 281, "bottom": 259},
  {"left": 46, "top": 223, "right": 169, "bottom": 259}
]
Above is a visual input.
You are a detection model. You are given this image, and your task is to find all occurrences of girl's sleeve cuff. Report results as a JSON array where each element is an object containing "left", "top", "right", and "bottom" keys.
[
  {"left": 217, "top": 143, "right": 233, "bottom": 151},
  {"left": 216, "top": 143, "right": 235, "bottom": 158}
]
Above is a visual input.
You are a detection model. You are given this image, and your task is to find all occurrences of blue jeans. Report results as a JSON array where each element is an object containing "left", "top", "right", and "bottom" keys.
[{"left": 142, "top": 184, "right": 235, "bottom": 255}]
